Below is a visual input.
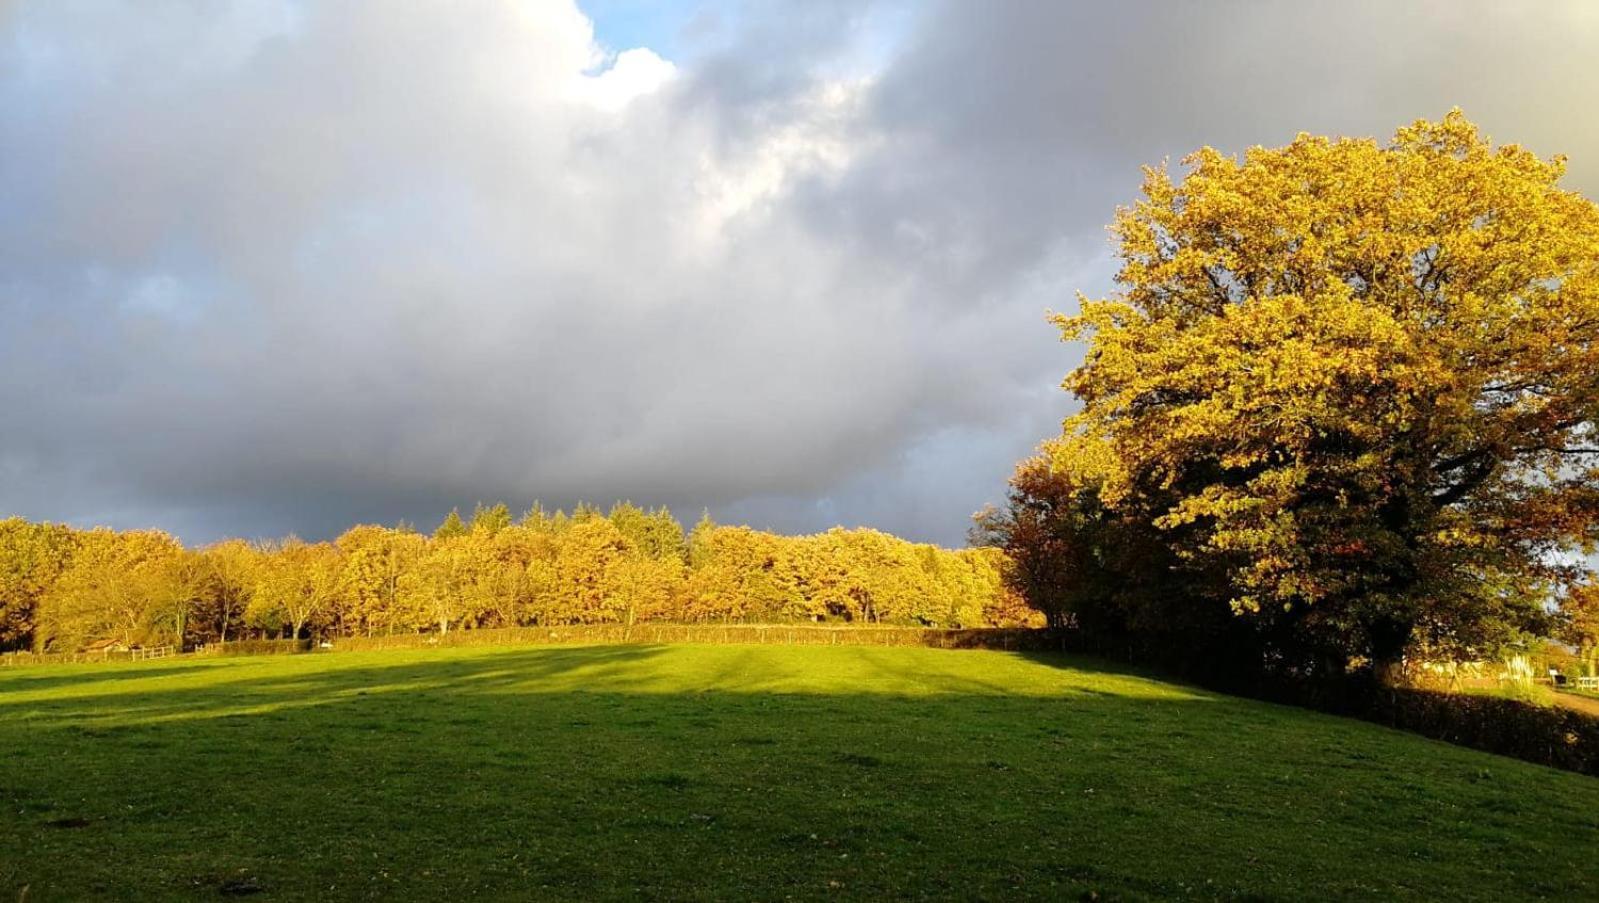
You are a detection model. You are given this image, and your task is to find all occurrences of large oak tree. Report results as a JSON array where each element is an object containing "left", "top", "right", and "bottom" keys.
[{"left": 1047, "top": 112, "right": 1599, "bottom": 672}]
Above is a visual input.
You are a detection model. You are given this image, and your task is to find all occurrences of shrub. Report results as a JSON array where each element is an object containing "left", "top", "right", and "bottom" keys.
[{"left": 1491, "top": 681, "right": 1557, "bottom": 708}]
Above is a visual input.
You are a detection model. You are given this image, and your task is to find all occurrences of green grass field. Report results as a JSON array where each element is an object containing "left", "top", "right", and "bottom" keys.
[{"left": 3, "top": 644, "right": 1597, "bottom": 901}]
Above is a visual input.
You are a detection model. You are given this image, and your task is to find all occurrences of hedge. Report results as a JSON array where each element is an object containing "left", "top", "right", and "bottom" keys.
[
  {"left": 1359, "top": 686, "right": 1599, "bottom": 776},
  {"left": 193, "top": 638, "right": 312, "bottom": 657},
  {"left": 326, "top": 624, "right": 1059, "bottom": 653},
  {"left": 1046, "top": 625, "right": 1599, "bottom": 776},
  {"left": 0, "top": 649, "right": 131, "bottom": 668}
]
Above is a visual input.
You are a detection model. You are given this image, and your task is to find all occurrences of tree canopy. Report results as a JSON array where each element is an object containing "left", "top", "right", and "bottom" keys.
[{"left": 991, "top": 112, "right": 1599, "bottom": 676}]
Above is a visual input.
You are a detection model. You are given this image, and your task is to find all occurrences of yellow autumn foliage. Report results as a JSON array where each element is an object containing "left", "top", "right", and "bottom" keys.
[
  {"left": 2, "top": 503, "right": 1036, "bottom": 652},
  {"left": 1048, "top": 111, "right": 1599, "bottom": 662}
]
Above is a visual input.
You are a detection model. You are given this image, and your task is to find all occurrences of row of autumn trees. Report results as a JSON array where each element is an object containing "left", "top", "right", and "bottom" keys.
[
  {"left": 979, "top": 112, "right": 1599, "bottom": 683},
  {"left": 0, "top": 503, "right": 1037, "bottom": 653}
]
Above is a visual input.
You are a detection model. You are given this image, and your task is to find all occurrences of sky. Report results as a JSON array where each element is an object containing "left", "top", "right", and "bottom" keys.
[{"left": 2, "top": 1, "right": 1598, "bottom": 547}]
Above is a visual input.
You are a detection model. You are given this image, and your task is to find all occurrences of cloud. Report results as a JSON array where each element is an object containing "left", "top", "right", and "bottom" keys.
[
  {"left": 578, "top": 47, "right": 677, "bottom": 112},
  {"left": 1, "top": 0, "right": 1596, "bottom": 545}
]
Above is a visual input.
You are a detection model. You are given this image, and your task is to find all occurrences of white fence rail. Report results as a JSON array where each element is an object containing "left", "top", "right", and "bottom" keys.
[{"left": 2, "top": 644, "right": 180, "bottom": 668}]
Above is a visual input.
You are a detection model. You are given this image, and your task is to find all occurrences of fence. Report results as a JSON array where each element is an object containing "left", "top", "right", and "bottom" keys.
[{"left": 1, "top": 646, "right": 171, "bottom": 668}]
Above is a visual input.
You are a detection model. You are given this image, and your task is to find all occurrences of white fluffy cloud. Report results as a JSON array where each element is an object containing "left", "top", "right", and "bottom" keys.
[{"left": 578, "top": 47, "right": 677, "bottom": 112}]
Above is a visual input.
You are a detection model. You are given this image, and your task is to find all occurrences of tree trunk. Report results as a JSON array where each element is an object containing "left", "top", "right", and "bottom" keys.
[
  {"left": 1368, "top": 615, "right": 1414, "bottom": 687},
  {"left": 1373, "top": 657, "right": 1406, "bottom": 687}
]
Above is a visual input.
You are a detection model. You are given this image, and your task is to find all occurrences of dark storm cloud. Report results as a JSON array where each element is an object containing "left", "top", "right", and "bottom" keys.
[{"left": 1, "top": 0, "right": 1596, "bottom": 545}]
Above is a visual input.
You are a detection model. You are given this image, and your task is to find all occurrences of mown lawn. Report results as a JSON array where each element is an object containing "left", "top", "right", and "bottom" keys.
[{"left": 2, "top": 644, "right": 1596, "bottom": 901}]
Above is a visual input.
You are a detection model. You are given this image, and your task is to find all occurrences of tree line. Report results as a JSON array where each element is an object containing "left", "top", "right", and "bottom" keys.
[{"left": 0, "top": 503, "right": 1038, "bottom": 653}]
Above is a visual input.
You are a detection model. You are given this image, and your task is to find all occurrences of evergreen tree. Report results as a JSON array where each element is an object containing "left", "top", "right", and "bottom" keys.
[
  {"left": 470, "top": 502, "right": 512, "bottom": 536},
  {"left": 433, "top": 508, "right": 468, "bottom": 540}
]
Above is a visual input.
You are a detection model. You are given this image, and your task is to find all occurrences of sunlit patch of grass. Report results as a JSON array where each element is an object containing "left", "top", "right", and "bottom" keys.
[{"left": 2, "top": 643, "right": 1596, "bottom": 900}]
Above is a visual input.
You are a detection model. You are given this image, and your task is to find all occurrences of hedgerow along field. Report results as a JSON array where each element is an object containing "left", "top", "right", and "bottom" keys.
[{"left": 4, "top": 645, "right": 1597, "bottom": 901}]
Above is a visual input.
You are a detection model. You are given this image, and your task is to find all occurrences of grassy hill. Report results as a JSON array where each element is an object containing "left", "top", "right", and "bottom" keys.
[{"left": 3, "top": 644, "right": 1596, "bottom": 900}]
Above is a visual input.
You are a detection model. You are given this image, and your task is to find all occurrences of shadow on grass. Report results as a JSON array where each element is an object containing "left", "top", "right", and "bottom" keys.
[
  {"left": 1, "top": 645, "right": 1214, "bottom": 732},
  {"left": 3, "top": 645, "right": 678, "bottom": 727},
  {"left": 1, "top": 644, "right": 1597, "bottom": 902},
  {"left": 0, "top": 660, "right": 232, "bottom": 693}
]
